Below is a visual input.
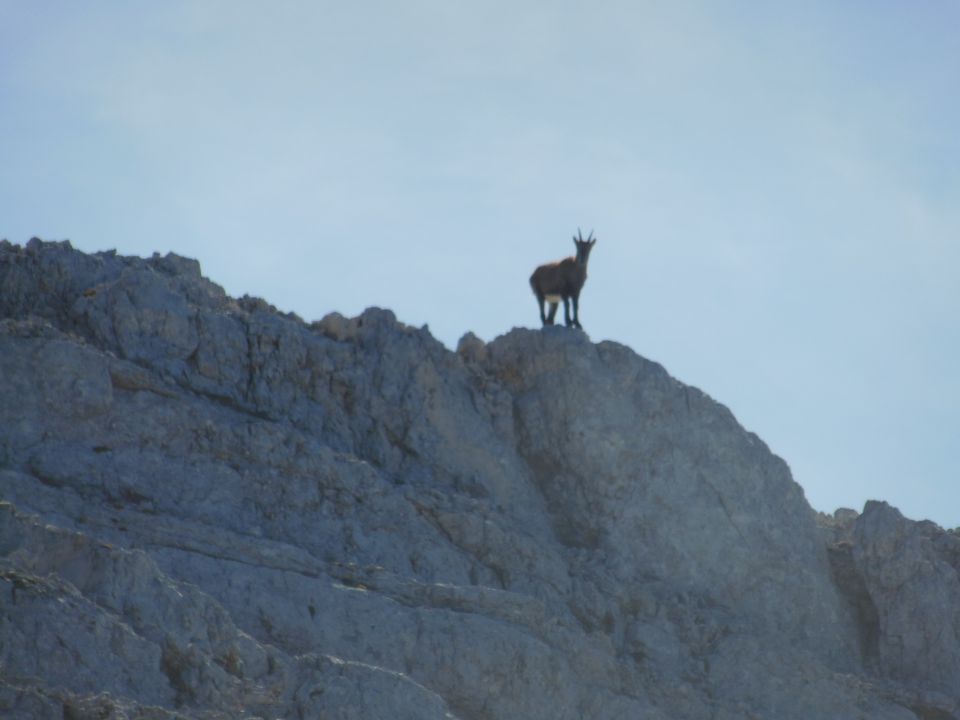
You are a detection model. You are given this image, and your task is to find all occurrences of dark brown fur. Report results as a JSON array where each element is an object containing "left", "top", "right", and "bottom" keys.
[{"left": 530, "top": 230, "right": 596, "bottom": 329}]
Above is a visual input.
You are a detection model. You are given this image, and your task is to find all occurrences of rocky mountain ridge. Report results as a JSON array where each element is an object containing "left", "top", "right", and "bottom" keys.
[{"left": 1, "top": 238, "right": 957, "bottom": 719}]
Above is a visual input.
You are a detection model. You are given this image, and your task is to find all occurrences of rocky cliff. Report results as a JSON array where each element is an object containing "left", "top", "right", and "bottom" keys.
[{"left": 1, "top": 238, "right": 956, "bottom": 719}]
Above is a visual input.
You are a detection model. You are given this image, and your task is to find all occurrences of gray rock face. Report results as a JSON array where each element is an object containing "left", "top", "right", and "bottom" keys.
[
  {"left": 823, "top": 503, "right": 960, "bottom": 718},
  {"left": 0, "top": 238, "right": 954, "bottom": 719}
]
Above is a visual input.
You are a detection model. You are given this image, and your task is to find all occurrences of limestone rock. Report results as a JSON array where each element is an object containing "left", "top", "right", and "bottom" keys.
[
  {"left": 0, "top": 238, "right": 954, "bottom": 719},
  {"left": 851, "top": 502, "right": 960, "bottom": 717}
]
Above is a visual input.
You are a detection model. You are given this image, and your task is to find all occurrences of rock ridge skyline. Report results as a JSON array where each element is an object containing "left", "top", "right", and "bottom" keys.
[{"left": 1, "top": 238, "right": 957, "bottom": 719}]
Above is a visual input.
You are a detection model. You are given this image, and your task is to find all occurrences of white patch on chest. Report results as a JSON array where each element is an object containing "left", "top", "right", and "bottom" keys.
[{"left": 544, "top": 294, "right": 562, "bottom": 304}]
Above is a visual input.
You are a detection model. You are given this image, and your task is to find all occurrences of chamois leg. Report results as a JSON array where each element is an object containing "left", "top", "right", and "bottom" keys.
[
  {"left": 536, "top": 295, "right": 548, "bottom": 325},
  {"left": 562, "top": 297, "right": 573, "bottom": 327},
  {"left": 546, "top": 302, "right": 559, "bottom": 325},
  {"left": 571, "top": 294, "right": 582, "bottom": 329}
]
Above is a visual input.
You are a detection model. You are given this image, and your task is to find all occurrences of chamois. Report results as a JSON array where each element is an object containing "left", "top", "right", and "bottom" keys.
[{"left": 530, "top": 229, "right": 596, "bottom": 329}]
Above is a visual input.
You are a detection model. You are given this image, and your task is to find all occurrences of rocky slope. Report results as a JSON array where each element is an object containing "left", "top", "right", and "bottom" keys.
[{"left": 0, "top": 238, "right": 957, "bottom": 719}]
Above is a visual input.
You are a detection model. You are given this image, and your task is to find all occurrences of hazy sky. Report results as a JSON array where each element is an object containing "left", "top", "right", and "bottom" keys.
[{"left": 2, "top": 2, "right": 957, "bottom": 527}]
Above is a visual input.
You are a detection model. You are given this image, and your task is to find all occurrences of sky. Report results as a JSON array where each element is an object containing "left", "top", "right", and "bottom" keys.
[{"left": 1, "top": 1, "right": 957, "bottom": 527}]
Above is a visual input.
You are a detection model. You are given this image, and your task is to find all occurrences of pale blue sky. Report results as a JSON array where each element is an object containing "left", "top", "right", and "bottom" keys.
[{"left": 2, "top": 2, "right": 958, "bottom": 526}]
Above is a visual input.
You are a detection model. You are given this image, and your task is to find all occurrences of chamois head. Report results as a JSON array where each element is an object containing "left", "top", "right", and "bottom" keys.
[
  {"left": 529, "top": 229, "right": 598, "bottom": 330},
  {"left": 573, "top": 228, "right": 596, "bottom": 265}
]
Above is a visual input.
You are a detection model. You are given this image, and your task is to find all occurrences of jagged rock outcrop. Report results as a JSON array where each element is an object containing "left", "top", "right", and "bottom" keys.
[
  {"left": 822, "top": 503, "right": 960, "bottom": 718},
  {"left": 0, "top": 238, "right": 956, "bottom": 719}
]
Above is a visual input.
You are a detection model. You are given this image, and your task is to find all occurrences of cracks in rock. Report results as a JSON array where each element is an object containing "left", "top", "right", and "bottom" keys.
[
  {"left": 239, "top": 315, "right": 263, "bottom": 411},
  {"left": 406, "top": 497, "right": 508, "bottom": 590},
  {"left": 826, "top": 542, "right": 881, "bottom": 671},
  {"left": 73, "top": 503, "right": 544, "bottom": 642},
  {"left": 697, "top": 473, "right": 748, "bottom": 545},
  {"left": 190, "top": 387, "right": 277, "bottom": 424}
]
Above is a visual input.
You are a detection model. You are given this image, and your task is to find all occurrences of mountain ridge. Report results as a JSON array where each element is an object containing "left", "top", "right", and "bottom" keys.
[{"left": 1, "top": 238, "right": 957, "bottom": 719}]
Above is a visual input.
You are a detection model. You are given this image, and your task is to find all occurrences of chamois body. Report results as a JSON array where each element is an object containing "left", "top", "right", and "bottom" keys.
[{"left": 530, "top": 230, "right": 596, "bottom": 329}]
